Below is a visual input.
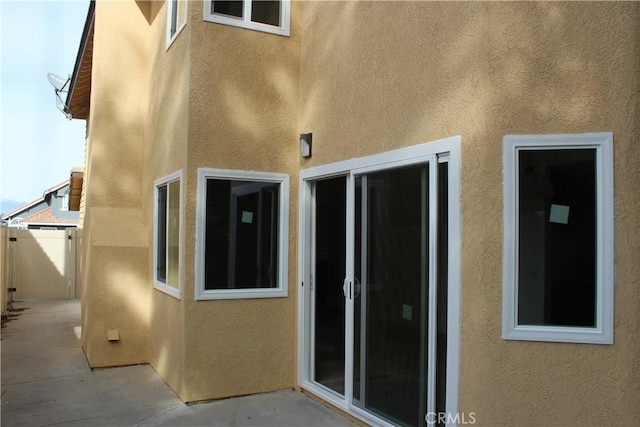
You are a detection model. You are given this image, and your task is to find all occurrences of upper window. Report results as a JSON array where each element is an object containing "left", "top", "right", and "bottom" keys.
[
  {"left": 60, "top": 194, "right": 69, "bottom": 212},
  {"left": 195, "top": 168, "right": 289, "bottom": 300},
  {"left": 203, "top": 0, "right": 290, "bottom": 36},
  {"left": 166, "top": 0, "right": 187, "bottom": 48},
  {"left": 154, "top": 171, "right": 183, "bottom": 299},
  {"left": 502, "top": 133, "right": 614, "bottom": 344}
]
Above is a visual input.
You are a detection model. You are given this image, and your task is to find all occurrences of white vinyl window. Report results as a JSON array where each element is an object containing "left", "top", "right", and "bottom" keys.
[
  {"left": 502, "top": 133, "right": 614, "bottom": 344},
  {"left": 203, "top": 0, "right": 290, "bottom": 36},
  {"left": 154, "top": 171, "right": 183, "bottom": 299},
  {"left": 195, "top": 168, "right": 289, "bottom": 300},
  {"left": 166, "top": 0, "right": 187, "bottom": 48}
]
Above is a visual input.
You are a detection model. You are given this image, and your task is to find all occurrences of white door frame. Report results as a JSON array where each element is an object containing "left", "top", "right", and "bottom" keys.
[{"left": 297, "top": 136, "right": 462, "bottom": 426}]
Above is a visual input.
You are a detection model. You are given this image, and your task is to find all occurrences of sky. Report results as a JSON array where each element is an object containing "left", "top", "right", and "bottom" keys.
[{"left": 0, "top": 0, "right": 89, "bottom": 207}]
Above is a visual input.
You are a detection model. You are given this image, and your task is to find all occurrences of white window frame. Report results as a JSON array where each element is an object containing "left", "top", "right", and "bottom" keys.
[
  {"left": 502, "top": 132, "right": 614, "bottom": 344},
  {"left": 195, "top": 168, "right": 290, "bottom": 300},
  {"left": 166, "top": 0, "right": 187, "bottom": 49},
  {"left": 297, "top": 136, "right": 462, "bottom": 427},
  {"left": 153, "top": 170, "right": 183, "bottom": 300},
  {"left": 203, "top": 0, "right": 290, "bottom": 37}
]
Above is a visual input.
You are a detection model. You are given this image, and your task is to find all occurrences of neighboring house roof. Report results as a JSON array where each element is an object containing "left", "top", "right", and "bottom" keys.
[
  {"left": 2, "top": 196, "right": 45, "bottom": 220},
  {"left": 1, "top": 180, "right": 67, "bottom": 220},
  {"left": 21, "top": 208, "right": 79, "bottom": 226},
  {"left": 1, "top": 180, "right": 79, "bottom": 227},
  {"left": 65, "top": 1, "right": 95, "bottom": 120},
  {"left": 43, "top": 180, "right": 70, "bottom": 198}
]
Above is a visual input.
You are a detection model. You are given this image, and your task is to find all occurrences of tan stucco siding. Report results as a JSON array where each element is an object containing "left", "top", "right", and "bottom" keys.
[
  {"left": 82, "top": 245, "right": 150, "bottom": 366},
  {"left": 174, "top": 1, "right": 301, "bottom": 402},
  {"left": 298, "top": 2, "right": 639, "bottom": 426},
  {"left": 458, "top": 4, "right": 640, "bottom": 426},
  {"left": 77, "top": 0, "right": 639, "bottom": 422},
  {"left": 81, "top": 0, "right": 152, "bottom": 367},
  {"left": 181, "top": 298, "right": 296, "bottom": 402},
  {"left": 145, "top": 0, "right": 190, "bottom": 398}
]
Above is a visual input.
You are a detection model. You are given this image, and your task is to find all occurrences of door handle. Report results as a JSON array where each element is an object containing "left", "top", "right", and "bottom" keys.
[{"left": 343, "top": 278, "right": 350, "bottom": 299}]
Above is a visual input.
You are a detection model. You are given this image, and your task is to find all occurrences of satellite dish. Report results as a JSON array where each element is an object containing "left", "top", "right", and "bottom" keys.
[
  {"left": 47, "top": 73, "right": 69, "bottom": 92},
  {"left": 47, "top": 72, "right": 72, "bottom": 119}
]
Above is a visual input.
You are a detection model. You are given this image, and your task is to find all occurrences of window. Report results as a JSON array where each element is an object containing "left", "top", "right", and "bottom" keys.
[
  {"left": 195, "top": 168, "right": 289, "bottom": 300},
  {"left": 154, "top": 171, "right": 183, "bottom": 299},
  {"left": 166, "top": 0, "right": 187, "bottom": 48},
  {"left": 60, "top": 194, "right": 69, "bottom": 212},
  {"left": 203, "top": 0, "right": 290, "bottom": 36},
  {"left": 502, "top": 133, "right": 614, "bottom": 344}
]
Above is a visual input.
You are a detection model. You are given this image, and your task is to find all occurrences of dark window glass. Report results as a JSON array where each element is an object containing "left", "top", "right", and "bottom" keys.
[
  {"left": 353, "top": 165, "right": 428, "bottom": 426},
  {"left": 213, "top": 0, "right": 243, "bottom": 18},
  {"left": 170, "top": 0, "right": 178, "bottom": 35},
  {"left": 517, "top": 149, "right": 597, "bottom": 327},
  {"left": 313, "top": 177, "right": 346, "bottom": 395},
  {"left": 166, "top": 180, "right": 180, "bottom": 287},
  {"left": 157, "top": 185, "right": 167, "bottom": 284},
  {"left": 204, "top": 179, "right": 279, "bottom": 290},
  {"left": 251, "top": 0, "right": 280, "bottom": 26},
  {"left": 435, "top": 162, "right": 448, "bottom": 425}
]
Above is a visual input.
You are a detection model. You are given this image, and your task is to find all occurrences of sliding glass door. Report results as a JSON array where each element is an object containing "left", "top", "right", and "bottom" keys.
[
  {"left": 301, "top": 142, "right": 458, "bottom": 427},
  {"left": 312, "top": 177, "right": 346, "bottom": 395},
  {"left": 353, "top": 165, "right": 430, "bottom": 426}
]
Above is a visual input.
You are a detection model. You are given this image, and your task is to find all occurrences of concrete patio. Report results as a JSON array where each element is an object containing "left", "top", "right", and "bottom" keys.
[{"left": 0, "top": 299, "right": 354, "bottom": 427}]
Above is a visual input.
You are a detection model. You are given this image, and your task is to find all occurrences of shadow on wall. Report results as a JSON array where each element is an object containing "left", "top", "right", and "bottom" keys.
[
  {"left": 300, "top": 1, "right": 634, "bottom": 158},
  {"left": 295, "top": 1, "right": 639, "bottom": 426},
  {"left": 88, "top": 2, "right": 153, "bottom": 209},
  {"left": 136, "top": 0, "right": 161, "bottom": 26},
  {"left": 78, "top": 0, "right": 159, "bottom": 369},
  {"left": 79, "top": 0, "right": 639, "bottom": 411},
  {"left": 185, "top": 0, "right": 300, "bottom": 174}
]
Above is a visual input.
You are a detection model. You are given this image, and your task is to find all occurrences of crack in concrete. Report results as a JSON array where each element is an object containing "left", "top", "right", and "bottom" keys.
[{"left": 1, "top": 372, "right": 87, "bottom": 387}]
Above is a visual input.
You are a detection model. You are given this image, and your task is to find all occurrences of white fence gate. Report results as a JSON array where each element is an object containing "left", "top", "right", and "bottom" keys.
[{"left": 9, "top": 228, "right": 78, "bottom": 300}]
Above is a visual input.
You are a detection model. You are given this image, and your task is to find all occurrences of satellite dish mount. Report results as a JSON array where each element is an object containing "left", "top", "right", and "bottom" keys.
[{"left": 47, "top": 73, "right": 72, "bottom": 119}]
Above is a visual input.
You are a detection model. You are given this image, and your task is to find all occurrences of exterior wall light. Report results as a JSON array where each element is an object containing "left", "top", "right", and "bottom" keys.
[{"left": 300, "top": 133, "right": 312, "bottom": 158}]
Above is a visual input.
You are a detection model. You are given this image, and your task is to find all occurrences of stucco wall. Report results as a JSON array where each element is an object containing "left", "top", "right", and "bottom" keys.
[
  {"left": 79, "top": 1, "right": 638, "bottom": 423},
  {"left": 136, "top": 0, "right": 301, "bottom": 401},
  {"left": 175, "top": 0, "right": 301, "bottom": 402},
  {"left": 298, "top": 1, "right": 639, "bottom": 426},
  {"left": 144, "top": 0, "right": 190, "bottom": 398},
  {"left": 81, "top": 0, "right": 151, "bottom": 367}
]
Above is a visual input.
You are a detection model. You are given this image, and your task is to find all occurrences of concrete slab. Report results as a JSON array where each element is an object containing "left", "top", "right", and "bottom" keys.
[
  {"left": 157, "top": 391, "right": 353, "bottom": 427},
  {"left": 1, "top": 300, "right": 354, "bottom": 427}
]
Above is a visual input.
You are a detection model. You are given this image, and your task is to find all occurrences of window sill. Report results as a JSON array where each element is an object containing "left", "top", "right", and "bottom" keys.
[
  {"left": 196, "top": 287, "right": 288, "bottom": 301},
  {"left": 502, "top": 325, "right": 613, "bottom": 345},
  {"left": 166, "top": 22, "right": 186, "bottom": 50},
  {"left": 153, "top": 281, "right": 181, "bottom": 300},
  {"left": 203, "top": 14, "right": 289, "bottom": 37}
]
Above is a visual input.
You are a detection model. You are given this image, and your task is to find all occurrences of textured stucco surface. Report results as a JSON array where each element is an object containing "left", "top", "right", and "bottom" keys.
[
  {"left": 81, "top": 0, "right": 151, "bottom": 368},
  {"left": 177, "top": 0, "right": 301, "bottom": 402},
  {"left": 144, "top": 0, "right": 190, "bottom": 399},
  {"left": 80, "top": 0, "right": 639, "bottom": 424},
  {"left": 136, "top": 0, "right": 301, "bottom": 402},
  {"left": 82, "top": 245, "right": 150, "bottom": 367},
  {"left": 298, "top": 2, "right": 639, "bottom": 426}
]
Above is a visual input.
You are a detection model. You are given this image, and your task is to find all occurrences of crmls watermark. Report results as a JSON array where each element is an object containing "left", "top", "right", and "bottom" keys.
[{"left": 425, "top": 412, "right": 477, "bottom": 425}]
